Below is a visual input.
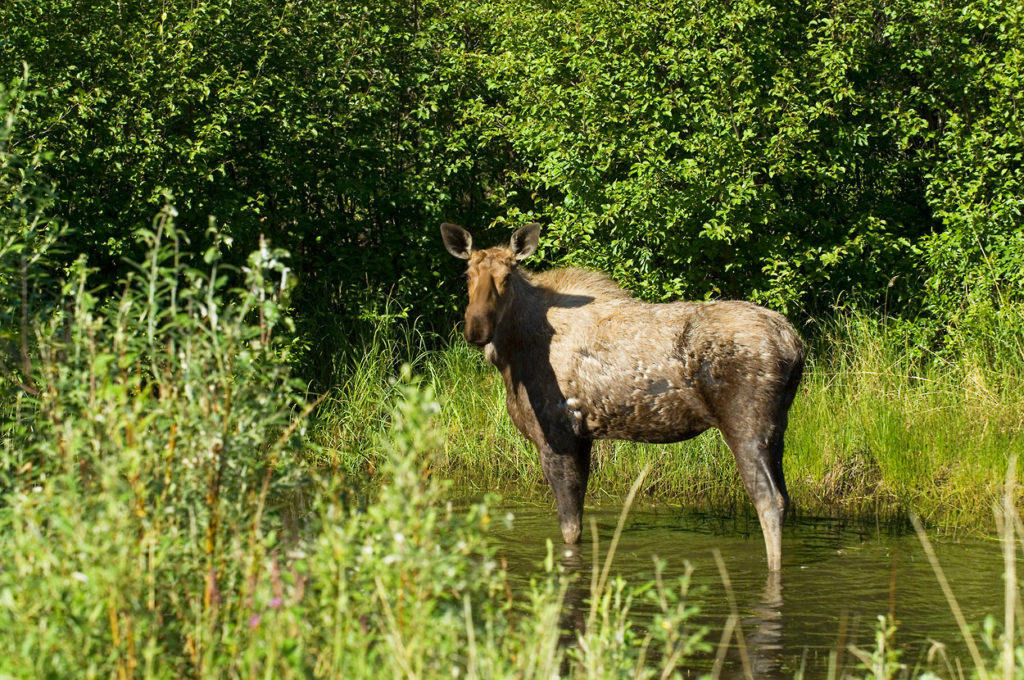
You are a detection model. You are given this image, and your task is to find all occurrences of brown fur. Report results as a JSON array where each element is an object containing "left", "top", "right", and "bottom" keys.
[{"left": 441, "top": 222, "right": 805, "bottom": 571}]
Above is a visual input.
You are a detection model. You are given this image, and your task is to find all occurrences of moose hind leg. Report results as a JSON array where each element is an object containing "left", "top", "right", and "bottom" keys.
[
  {"left": 723, "top": 429, "right": 789, "bottom": 571},
  {"left": 539, "top": 438, "right": 592, "bottom": 544}
]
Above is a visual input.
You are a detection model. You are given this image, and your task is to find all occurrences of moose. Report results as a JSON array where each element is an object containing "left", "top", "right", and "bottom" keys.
[{"left": 442, "top": 222, "right": 805, "bottom": 571}]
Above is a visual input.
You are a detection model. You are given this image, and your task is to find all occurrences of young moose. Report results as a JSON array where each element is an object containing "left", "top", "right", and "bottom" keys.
[{"left": 442, "top": 222, "right": 805, "bottom": 571}]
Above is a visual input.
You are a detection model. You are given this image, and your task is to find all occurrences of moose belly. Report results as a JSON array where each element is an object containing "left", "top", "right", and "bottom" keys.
[{"left": 566, "top": 380, "right": 714, "bottom": 443}]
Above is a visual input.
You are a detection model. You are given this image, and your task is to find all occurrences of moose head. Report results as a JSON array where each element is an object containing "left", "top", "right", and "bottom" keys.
[{"left": 441, "top": 222, "right": 540, "bottom": 346}]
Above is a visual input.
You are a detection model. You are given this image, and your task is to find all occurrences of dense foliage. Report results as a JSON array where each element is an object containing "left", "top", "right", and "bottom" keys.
[
  {"left": 1, "top": 0, "right": 1022, "bottom": 380},
  {"left": 0, "top": 119, "right": 708, "bottom": 672},
  {"left": 2, "top": 26, "right": 1023, "bottom": 675}
]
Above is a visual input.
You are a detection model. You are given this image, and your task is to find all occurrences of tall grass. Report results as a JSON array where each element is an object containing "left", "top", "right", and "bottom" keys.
[
  {"left": 0, "top": 212, "right": 710, "bottom": 677},
  {"left": 0, "top": 210, "right": 308, "bottom": 676},
  {"left": 314, "top": 311, "right": 1024, "bottom": 532},
  {"left": 788, "top": 314, "right": 1024, "bottom": 529}
]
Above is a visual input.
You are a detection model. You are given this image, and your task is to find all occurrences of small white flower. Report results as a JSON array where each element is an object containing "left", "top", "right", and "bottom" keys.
[{"left": 71, "top": 572, "right": 88, "bottom": 583}]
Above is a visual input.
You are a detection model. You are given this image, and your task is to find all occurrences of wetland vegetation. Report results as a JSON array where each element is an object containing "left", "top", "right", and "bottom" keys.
[
  {"left": 316, "top": 316, "right": 1023, "bottom": 532},
  {"left": 2, "top": 0, "right": 1023, "bottom": 676}
]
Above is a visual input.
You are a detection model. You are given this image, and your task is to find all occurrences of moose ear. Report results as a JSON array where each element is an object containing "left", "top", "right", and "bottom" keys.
[
  {"left": 441, "top": 223, "right": 473, "bottom": 259},
  {"left": 511, "top": 222, "right": 540, "bottom": 261}
]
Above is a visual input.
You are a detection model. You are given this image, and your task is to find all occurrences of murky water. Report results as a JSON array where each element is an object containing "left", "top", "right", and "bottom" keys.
[{"left": 489, "top": 506, "right": 1007, "bottom": 678}]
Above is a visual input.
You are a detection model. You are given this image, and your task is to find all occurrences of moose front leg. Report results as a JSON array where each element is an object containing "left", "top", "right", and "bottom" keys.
[
  {"left": 724, "top": 430, "right": 790, "bottom": 572},
  {"left": 538, "top": 438, "right": 592, "bottom": 544}
]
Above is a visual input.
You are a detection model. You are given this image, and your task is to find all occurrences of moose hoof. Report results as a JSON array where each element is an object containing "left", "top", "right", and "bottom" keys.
[{"left": 560, "top": 520, "right": 582, "bottom": 544}]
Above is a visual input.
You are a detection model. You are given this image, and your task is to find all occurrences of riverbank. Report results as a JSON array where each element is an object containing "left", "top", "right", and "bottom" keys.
[
  {"left": 313, "top": 313, "right": 1024, "bottom": 533},
  {"left": 2, "top": 216, "right": 1019, "bottom": 675}
]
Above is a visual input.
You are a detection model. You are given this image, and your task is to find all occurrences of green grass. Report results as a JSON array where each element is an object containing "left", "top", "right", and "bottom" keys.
[
  {"left": 787, "top": 314, "right": 1024, "bottom": 530},
  {"left": 314, "top": 312, "right": 1024, "bottom": 534},
  {"left": 1, "top": 226, "right": 1021, "bottom": 676}
]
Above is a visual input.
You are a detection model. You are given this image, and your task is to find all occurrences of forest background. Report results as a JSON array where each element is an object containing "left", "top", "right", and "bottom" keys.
[{"left": 3, "top": 0, "right": 1022, "bottom": 376}]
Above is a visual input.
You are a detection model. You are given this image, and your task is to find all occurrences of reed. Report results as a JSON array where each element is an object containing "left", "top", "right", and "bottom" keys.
[{"left": 787, "top": 314, "right": 1023, "bottom": 529}]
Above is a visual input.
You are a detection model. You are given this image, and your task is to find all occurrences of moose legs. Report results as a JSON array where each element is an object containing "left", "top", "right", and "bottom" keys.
[
  {"left": 538, "top": 436, "right": 592, "bottom": 544},
  {"left": 723, "top": 427, "right": 790, "bottom": 572}
]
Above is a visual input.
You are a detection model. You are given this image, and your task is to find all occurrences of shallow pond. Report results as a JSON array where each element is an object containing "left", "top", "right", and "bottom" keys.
[{"left": 489, "top": 506, "right": 1007, "bottom": 678}]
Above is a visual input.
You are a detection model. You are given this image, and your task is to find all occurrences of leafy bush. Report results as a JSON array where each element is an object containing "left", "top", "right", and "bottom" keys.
[
  {"left": 0, "top": 201, "right": 305, "bottom": 674},
  {"left": 0, "top": 67, "right": 62, "bottom": 396},
  {"left": 0, "top": 0, "right": 507, "bottom": 379},
  {"left": 470, "top": 0, "right": 1023, "bottom": 327},
  {"left": 2, "top": 0, "right": 1022, "bottom": 371},
  {"left": 0, "top": 79, "right": 711, "bottom": 676},
  {"left": 470, "top": 0, "right": 930, "bottom": 311}
]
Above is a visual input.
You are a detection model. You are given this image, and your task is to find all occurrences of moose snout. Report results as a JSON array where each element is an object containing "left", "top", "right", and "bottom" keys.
[
  {"left": 463, "top": 306, "right": 495, "bottom": 346},
  {"left": 465, "top": 331, "right": 490, "bottom": 347},
  {"left": 463, "top": 317, "right": 493, "bottom": 346}
]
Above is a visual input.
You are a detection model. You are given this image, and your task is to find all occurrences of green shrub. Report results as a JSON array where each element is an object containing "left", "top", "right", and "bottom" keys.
[
  {"left": 0, "top": 200, "right": 305, "bottom": 674},
  {"left": 0, "top": 80, "right": 711, "bottom": 676},
  {"left": 2, "top": 0, "right": 1023, "bottom": 368}
]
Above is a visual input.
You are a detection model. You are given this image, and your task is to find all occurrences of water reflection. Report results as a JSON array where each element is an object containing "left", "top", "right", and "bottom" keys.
[
  {"left": 490, "top": 506, "right": 1007, "bottom": 678},
  {"left": 738, "top": 571, "right": 784, "bottom": 679},
  {"left": 549, "top": 537, "right": 789, "bottom": 679},
  {"left": 556, "top": 544, "right": 586, "bottom": 653},
  {"left": 701, "top": 568, "right": 785, "bottom": 680}
]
